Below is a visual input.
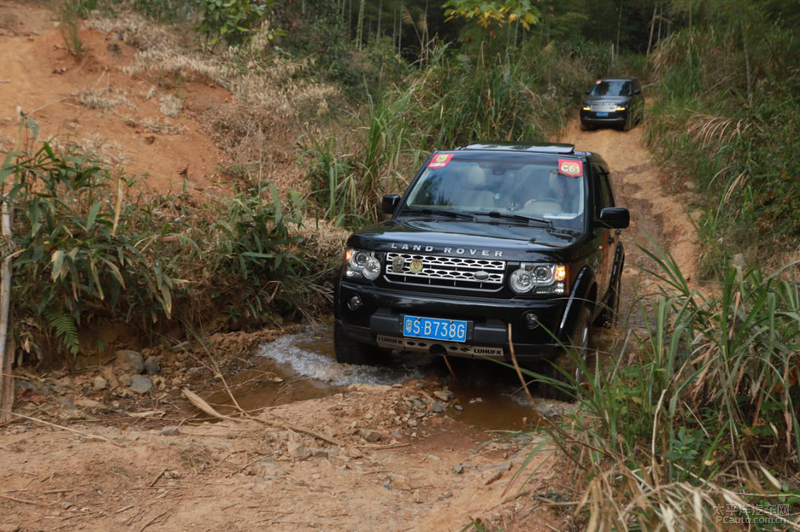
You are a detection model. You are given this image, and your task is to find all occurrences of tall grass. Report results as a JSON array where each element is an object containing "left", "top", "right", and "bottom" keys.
[
  {"left": 511, "top": 244, "right": 800, "bottom": 529},
  {"left": 305, "top": 39, "right": 608, "bottom": 227},
  {"left": 645, "top": 22, "right": 800, "bottom": 274}
]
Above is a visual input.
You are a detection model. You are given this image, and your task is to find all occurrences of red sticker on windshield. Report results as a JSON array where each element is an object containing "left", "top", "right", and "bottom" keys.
[
  {"left": 427, "top": 153, "right": 453, "bottom": 169},
  {"left": 558, "top": 159, "right": 583, "bottom": 177}
]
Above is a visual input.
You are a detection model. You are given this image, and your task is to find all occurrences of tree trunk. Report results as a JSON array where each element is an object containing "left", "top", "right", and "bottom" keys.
[
  {"left": 615, "top": 0, "right": 623, "bottom": 55},
  {"left": 356, "top": 0, "right": 365, "bottom": 50},
  {"left": 646, "top": 1, "right": 657, "bottom": 55},
  {"left": 377, "top": 0, "right": 383, "bottom": 41}
]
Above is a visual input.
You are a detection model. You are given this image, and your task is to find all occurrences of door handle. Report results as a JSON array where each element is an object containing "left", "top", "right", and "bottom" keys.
[{"left": 607, "top": 235, "right": 614, "bottom": 245}]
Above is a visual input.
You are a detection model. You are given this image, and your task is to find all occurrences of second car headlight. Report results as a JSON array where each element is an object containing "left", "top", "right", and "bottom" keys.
[
  {"left": 345, "top": 248, "right": 381, "bottom": 281},
  {"left": 509, "top": 263, "right": 567, "bottom": 295}
]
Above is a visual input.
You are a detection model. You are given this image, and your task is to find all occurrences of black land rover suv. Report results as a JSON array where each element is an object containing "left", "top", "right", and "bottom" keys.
[
  {"left": 580, "top": 78, "right": 644, "bottom": 131},
  {"left": 334, "top": 144, "right": 629, "bottom": 381}
]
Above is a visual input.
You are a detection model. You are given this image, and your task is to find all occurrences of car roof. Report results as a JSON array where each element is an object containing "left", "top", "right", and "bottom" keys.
[
  {"left": 455, "top": 143, "right": 593, "bottom": 158},
  {"left": 598, "top": 77, "right": 637, "bottom": 82}
]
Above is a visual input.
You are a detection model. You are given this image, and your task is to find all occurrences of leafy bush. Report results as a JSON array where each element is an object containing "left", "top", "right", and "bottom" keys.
[
  {"left": 1, "top": 126, "right": 334, "bottom": 361},
  {"left": 4, "top": 141, "right": 179, "bottom": 359},
  {"left": 197, "top": 0, "right": 269, "bottom": 46}
]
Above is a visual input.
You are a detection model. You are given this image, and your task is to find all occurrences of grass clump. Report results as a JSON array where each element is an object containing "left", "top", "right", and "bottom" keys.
[
  {"left": 509, "top": 245, "right": 800, "bottom": 529},
  {"left": 644, "top": 17, "right": 800, "bottom": 274}
]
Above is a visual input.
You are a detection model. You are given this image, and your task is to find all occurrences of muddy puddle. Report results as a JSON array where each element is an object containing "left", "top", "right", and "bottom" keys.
[{"left": 206, "top": 325, "right": 554, "bottom": 431}]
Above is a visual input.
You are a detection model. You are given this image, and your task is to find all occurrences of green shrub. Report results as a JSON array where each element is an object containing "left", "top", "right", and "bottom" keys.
[{"left": 197, "top": 0, "right": 269, "bottom": 46}]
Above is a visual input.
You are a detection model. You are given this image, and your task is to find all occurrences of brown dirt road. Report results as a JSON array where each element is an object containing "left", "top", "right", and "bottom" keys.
[{"left": 560, "top": 118, "right": 699, "bottom": 326}]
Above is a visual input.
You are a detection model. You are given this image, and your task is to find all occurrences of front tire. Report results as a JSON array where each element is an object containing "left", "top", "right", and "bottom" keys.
[
  {"left": 334, "top": 321, "right": 387, "bottom": 365},
  {"left": 539, "top": 306, "right": 595, "bottom": 401},
  {"left": 580, "top": 122, "right": 591, "bottom": 131}
]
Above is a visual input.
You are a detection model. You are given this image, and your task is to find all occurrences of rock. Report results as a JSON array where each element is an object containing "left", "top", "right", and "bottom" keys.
[
  {"left": 128, "top": 375, "right": 153, "bottom": 394},
  {"left": 287, "top": 442, "right": 311, "bottom": 460},
  {"left": 157, "top": 426, "right": 180, "bottom": 436},
  {"left": 0, "top": 525, "right": 21, "bottom": 532},
  {"left": 433, "top": 389, "right": 454, "bottom": 402},
  {"left": 413, "top": 490, "right": 423, "bottom": 504},
  {"left": 144, "top": 356, "right": 161, "bottom": 376},
  {"left": 453, "top": 463, "right": 464, "bottom": 475},
  {"left": 308, "top": 447, "right": 329, "bottom": 459},
  {"left": 454, "top": 405, "right": 463, "bottom": 412},
  {"left": 431, "top": 401, "right": 446, "bottom": 414},
  {"left": 93, "top": 376, "right": 108, "bottom": 391},
  {"left": 346, "top": 447, "right": 363, "bottom": 459},
  {"left": 120, "top": 374, "right": 133, "bottom": 387},
  {"left": 358, "top": 428, "right": 382, "bottom": 443},
  {"left": 387, "top": 473, "right": 411, "bottom": 490},
  {"left": 75, "top": 398, "right": 104, "bottom": 410},
  {"left": 59, "top": 398, "right": 77, "bottom": 410},
  {"left": 469, "top": 397, "right": 483, "bottom": 404},
  {"left": 257, "top": 458, "right": 285, "bottom": 479},
  {"left": 732, "top": 253, "right": 746, "bottom": 269},
  {"left": 115, "top": 350, "right": 145, "bottom": 375}
]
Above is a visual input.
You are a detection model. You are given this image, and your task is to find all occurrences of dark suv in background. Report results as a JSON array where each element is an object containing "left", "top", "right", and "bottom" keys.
[
  {"left": 333, "top": 144, "right": 630, "bottom": 392},
  {"left": 580, "top": 78, "right": 644, "bottom": 131}
]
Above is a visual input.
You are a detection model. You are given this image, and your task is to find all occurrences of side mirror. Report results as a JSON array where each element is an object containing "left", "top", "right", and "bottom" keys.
[
  {"left": 382, "top": 194, "right": 401, "bottom": 215},
  {"left": 634, "top": 89, "right": 642, "bottom": 95},
  {"left": 599, "top": 207, "right": 630, "bottom": 229}
]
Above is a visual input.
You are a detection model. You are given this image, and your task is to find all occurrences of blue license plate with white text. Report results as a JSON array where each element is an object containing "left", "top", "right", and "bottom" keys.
[
  {"left": 403, "top": 316, "right": 468, "bottom": 343},
  {"left": 596, "top": 112, "right": 609, "bottom": 117}
]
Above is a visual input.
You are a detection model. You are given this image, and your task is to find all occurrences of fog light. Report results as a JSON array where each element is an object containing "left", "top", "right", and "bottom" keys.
[
  {"left": 523, "top": 312, "right": 539, "bottom": 329},
  {"left": 347, "top": 295, "right": 362, "bottom": 311}
]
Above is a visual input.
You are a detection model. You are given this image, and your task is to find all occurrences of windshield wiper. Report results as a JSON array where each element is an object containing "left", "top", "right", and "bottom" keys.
[
  {"left": 474, "top": 211, "right": 553, "bottom": 227},
  {"left": 400, "top": 208, "right": 476, "bottom": 220}
]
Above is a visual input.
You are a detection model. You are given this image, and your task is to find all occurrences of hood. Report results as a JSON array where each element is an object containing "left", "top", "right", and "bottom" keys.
[
  {"left": 584, "top": 95, "right": 632, "bottom": 105},
  {"left": 347, "top": 219, "right": 588, "bottom": 262}
]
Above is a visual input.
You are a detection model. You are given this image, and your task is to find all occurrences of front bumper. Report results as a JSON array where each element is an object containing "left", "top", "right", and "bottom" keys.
[
  {"left": 580, "top": 109, "right": 627, "bottom": 126},
  {"left": 336, "top": 281, "right": 568, "bottom": 362}
]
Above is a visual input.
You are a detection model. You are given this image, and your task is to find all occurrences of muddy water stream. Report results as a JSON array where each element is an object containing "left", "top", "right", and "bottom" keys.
[{"left": 208, "top": 325, "right": 541, "bottom": 431}]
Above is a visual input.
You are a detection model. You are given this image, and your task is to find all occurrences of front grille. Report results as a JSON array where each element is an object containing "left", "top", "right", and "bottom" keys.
[
  {"left": 590, "top": 102, "right": 617, "bottom": 112},
  {"left": 384, "top": 252, "right": 505, "bottom": 291}
]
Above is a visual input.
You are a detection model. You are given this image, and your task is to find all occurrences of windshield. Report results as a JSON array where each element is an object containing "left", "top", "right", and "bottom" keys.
[
  {"left": 402, "top": 155, "right": 586, "bottom": 230},
  {"left": 590, "top": 80, "right": 632, "bottom": 97}
]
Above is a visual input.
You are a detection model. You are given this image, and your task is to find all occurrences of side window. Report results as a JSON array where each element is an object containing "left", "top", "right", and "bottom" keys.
[
  {"left": 602, "top": 174, "right": 615, "bottom": 207},
  {"left": 593, "top": 165, "right": 613, "bottom": 216}
]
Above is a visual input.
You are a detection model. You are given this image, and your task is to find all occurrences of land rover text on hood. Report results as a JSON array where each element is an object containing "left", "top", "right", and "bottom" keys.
[{"left": 334, "top": 143, "right": 630, "bottom": 394}]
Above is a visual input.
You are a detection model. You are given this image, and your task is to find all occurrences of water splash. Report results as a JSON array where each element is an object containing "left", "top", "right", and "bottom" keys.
[{"left": 256, "top": 332, "right": 422, "bottom": 387}]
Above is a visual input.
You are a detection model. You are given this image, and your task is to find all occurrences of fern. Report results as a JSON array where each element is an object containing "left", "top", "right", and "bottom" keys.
[{"left": 46, "top": 311, "right": 80, "bottom": 356}]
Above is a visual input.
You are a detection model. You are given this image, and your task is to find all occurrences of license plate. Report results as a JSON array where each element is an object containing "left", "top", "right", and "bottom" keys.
[
  {"left": 403, "top": 316, "right": 468, "bottom": 343},
  {"left": 596, "top": 112, "right": 609, "bottom": 117}
]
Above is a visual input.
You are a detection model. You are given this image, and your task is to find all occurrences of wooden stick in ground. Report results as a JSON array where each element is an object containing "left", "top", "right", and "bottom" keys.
[
  {"left": 442, "top": 355, "right": 458, "bottom": 384},
  {"left": 0, "top": 338, "right": 13, "bottom": 424},
  {"left": 0, "top": 112, "right": 19, "bottom": 424},
  {"left": 11, "top": 412, "right": 123, "bottom": 447},
  {"left": 182, "top": 388, "right": 343, "bottom": 447},
  {"left": 507, "top": 323, "right": 536, "bottom": 408}
]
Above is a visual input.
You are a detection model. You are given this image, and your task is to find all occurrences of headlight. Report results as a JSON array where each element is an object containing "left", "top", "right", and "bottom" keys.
[
  {"left": 615, "top": 105, "right": 627, "bottom": 111},
  {"left": 509, "top": 263, "right": 567, "bottom": 295},
  {"left": 582, "top": 104, "right": 591, "bottom": 111},
  {"left": 345, "top": 248, "right": 381, "bottom": 281}
]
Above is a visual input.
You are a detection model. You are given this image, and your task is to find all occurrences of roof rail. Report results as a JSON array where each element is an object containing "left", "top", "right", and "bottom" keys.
[{"left": 458, "top": 143, "right": 576, "bottom": 155}]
